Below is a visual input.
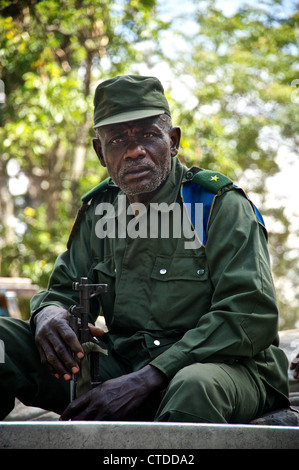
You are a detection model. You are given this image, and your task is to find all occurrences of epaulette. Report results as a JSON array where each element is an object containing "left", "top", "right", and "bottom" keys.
[
  {"left": 81, "top": 177, "right": 111, "bottom": 203},
  {"left": 182, "top": 168, "right": 267, "bottom": 245},
  {"left": 191, "top": 169, "right": 233, "bottom": 193}
]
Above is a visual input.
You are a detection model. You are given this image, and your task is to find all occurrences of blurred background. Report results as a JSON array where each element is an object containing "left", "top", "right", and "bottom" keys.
[{"left": 0, "top": 0, "right": 298, "bottom": 329}]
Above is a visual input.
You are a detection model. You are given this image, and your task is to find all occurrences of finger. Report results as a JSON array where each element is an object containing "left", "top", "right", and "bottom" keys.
[
  {"left": 290, "top": 357, "right": 299, "bottom": 370},
  {"left": 60, "top": 395, "right": 89, "bottom": 421},
  {"left": 58, "top": 321, "right": 85, "bottom": 358},
  {"left": 37, "top": 313, "right": 84, "bottom": 361},
  {"left": 293, "top": 363, "right": 299, "bottom": 379},
  {"left": 88, "top": 324, "right": 105, "bottom": 338},
  {"left": 51, "top": 322, "right": 85, "bottom": 360},
  {"left": 36, "top": 344, "right": 57, "bottom": 376},
  {"left": 39, "top": 333, "right": 79, "bottom": 380}
]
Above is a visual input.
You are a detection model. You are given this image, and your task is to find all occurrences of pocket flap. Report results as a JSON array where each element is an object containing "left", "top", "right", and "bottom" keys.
[{"left": 151, "top": 255, "right": 208, "bottom": 281}]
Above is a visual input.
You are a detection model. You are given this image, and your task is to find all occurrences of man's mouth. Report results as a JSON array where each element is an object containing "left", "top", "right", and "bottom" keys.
[{"left": 123, "top": 165, "right": 152, "bottom": 177}]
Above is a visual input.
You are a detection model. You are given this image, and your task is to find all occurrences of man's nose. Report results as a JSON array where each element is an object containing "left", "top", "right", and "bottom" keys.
[{"left": 123, "top": 139, "right": 146, "bottom": 159}]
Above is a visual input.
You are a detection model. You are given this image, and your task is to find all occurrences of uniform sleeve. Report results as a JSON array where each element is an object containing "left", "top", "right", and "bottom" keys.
[
  {"left": 30, "top": 203, "right": 101, "bottom": 324},
  {"left": 150, "top": 188, "right": 280, "bottom": 378}
]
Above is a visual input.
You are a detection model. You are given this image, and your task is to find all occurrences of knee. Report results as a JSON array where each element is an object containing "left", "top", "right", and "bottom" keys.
[
  {"left": 155, "top": 363, "right": 227, "bottom": 423},
  {"left": 170, "top": 363, "right": 214, "bottom": 393}
]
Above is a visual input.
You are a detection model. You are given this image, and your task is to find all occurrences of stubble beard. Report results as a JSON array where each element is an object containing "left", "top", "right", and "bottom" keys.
[{"left": 112, "top": 159, "right": 171, "bottom": 197}]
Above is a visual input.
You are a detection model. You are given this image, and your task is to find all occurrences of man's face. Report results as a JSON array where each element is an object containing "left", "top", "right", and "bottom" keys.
[{"left": 93, "top": 115, "right": 181, "bottom": 203}]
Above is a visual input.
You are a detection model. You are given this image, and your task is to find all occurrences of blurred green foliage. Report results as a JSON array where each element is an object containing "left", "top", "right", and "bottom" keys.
[{"left": 0, "top": 0, "right": 166, "bottom": 287}]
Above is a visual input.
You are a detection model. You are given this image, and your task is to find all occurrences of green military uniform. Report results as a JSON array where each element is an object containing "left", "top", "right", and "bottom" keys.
[{"left": 0, "top": 158, "right": 289, "bottom": 421}]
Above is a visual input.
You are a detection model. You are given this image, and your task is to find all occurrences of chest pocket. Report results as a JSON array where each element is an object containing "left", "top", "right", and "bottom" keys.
[
  {"left": 148, "top": 253, "right": 212, "bottom": 331},
  {"left": 151, "top": 255, "right": 208, "bottom": 281}
]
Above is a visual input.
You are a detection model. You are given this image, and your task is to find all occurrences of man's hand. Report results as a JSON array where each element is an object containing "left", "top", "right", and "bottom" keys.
[
  {"left": 290, "top": 355, "right": 299, "bottom": 379},
  {"left": 60, "top": 364, "right": 167, "bottom": 421},
  {"left": 34, "top": 305, "right": 104, "bottom": 381}
]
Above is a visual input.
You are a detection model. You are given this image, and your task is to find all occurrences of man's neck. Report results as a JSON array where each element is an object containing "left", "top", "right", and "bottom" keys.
[{"left": 126, "top": 179, "right": 168, "bottom": 206}]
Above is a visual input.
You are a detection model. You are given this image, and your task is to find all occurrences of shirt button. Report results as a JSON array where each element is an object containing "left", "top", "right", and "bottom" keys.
[
  {"left": 197, "top": 269, "right": 205, "bottom": 275},
  {"left": 154, "top": 340, "right": 161, "bottom": 346},
  {"left": 186, "top": 171, "right": 193, "bottom": 180},
  {"left": 160, "top": 268, "right": 167, "bottom": 275}
]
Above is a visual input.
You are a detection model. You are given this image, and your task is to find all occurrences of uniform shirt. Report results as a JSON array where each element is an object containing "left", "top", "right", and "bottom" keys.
[{"left": 30, "top": 158, "right": 290, "bottom": 411}]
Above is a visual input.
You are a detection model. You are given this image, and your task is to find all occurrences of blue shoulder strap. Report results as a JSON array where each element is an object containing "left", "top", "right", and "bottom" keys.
[
  {"left": 181, "top": 180, "right": 266, "bottom": 246},
  {"left": 181, "top": 181, "right": 216, "bottom": 245}
]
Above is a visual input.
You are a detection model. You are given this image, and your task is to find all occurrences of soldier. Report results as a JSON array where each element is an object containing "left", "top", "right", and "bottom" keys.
[{"left": 0, "top": 75, "right": 290, "bottom": 422}]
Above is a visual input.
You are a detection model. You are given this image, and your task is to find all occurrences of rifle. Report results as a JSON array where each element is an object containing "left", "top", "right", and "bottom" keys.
[{"left": 69, "top": 276, "right": 108, "bottom": 401}]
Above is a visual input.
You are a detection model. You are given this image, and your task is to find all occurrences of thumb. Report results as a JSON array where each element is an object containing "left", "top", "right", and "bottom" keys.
[{"left": 88, "top": 324, "right": 105, "bottom": 337}]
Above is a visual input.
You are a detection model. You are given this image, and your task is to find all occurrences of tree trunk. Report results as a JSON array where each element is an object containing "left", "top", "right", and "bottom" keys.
[{"left": 0, "top": 165, "right": 16, "bottom": 273}]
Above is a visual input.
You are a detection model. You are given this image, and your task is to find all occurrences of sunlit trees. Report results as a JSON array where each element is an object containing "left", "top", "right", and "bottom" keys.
[{"left": 0, "top": 0, "right": 166, "bottom": 287}]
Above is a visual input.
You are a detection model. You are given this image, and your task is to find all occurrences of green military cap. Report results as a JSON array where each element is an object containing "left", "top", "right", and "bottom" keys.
[{"left": 93, "top": 75, "right": 171, "bottom": 128}]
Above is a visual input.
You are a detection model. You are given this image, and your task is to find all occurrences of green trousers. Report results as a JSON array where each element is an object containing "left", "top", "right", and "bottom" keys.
[{"left": 0, "top": 317, "right": 268, "bottom": 422}]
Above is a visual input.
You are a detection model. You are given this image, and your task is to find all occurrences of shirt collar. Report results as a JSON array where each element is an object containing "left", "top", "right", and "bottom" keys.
[{"left": 148, "top": 157, "right": 187, "bottom": 206}]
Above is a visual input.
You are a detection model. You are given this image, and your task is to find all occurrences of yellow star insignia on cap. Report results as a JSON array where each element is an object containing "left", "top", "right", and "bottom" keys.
[{"left": 210, "top": 175, "right": 220, "bottom": 182}]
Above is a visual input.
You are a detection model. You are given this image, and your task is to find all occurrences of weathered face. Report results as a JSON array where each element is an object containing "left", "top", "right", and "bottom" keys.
[{"left": 93, "top": 115, "right": 181, "bottom": 203}]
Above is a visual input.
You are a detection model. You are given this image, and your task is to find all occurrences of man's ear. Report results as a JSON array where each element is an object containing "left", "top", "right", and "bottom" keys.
[
  {"left": 93, "top": 138, "right": 106, "bottom": 167},
  {"left": 170, "top": 126, "right": 181, "bottom": 157}
]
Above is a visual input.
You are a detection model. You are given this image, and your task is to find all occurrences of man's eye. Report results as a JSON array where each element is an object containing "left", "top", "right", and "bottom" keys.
[
  {"left": 111, "top": 137, "right": 124, "bottom": 144},
  {"left": 143, "top": 132, "right": 155, "bottom": 138}
]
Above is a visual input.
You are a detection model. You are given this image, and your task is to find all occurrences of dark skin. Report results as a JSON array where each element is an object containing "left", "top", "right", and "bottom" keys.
[
  {"left": 34, "top": 114, "right": 181, "bottom": 420},
  {"left": 93, "top": 115, "right": 181, "bottom": 205},
  {"left": 290, "top": 356, "right": 299, "bottom": 379}
]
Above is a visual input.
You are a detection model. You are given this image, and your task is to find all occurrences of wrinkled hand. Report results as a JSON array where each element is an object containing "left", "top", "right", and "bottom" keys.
[
  {"left": 290, "top": 355, "right": 299, "bottom": 379},
  {"left": 34, "top": 305, "right": 104, "bottom": 381},
  {"left": 60, "top": 365, "right": 167, "bottom": 421}
]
